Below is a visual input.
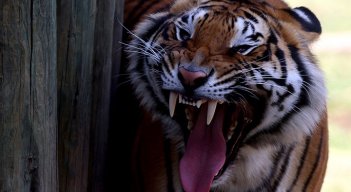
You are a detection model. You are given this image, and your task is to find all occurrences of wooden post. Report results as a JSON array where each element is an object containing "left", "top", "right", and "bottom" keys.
[
  {"left": 108, "top": 0, "right": 139, "bottom": 190},
  {"left": 0, "top": 0, "right": 58, "bottom": 191},
  {"left": 89, "top": 0, "right": 118, "bottom": 190},
  {"left": 56, "top": 0, "right": 96, "bottom": 191},
  {"left": 1, "top": 0, "right": 122, "bottom": 190},
  {"left": 57, "top": 0, "right": 122, "bottom": 191}
]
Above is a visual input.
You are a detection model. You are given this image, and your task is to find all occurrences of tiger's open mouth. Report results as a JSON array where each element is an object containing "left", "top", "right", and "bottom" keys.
[{"left": 169, "top": 92, "right": 254, "bottom": 191}]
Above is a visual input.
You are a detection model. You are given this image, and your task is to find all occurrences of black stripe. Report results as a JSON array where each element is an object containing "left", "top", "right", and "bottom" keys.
[
  {"left": 287, "top": 137, "right": 311, "bottom": 192},
  {"left": 276, "top": 47, "right": 287, "bottom": 80},
  {"left": 271, "top": 84, "right": 295, "bottom": 111},
  {"left": 181, "top": 14, "right": 189, "bottom": 23},
  {"left": 198, "top": 5, "right": 213, "bottom": 10},
  {"left": 164, "top": 138, "right": 175, "bottom": 192},
  {"left": 191, "top": 14, "right": 195, "bottom": 22},
  {"left": 254, "top": 46, "right": 271, "bottom": 62},
  {"left": 272, "top": 145, "right": 294, "bottom": 191},
  {"left": 198, "top": 13, "right": 209, "bottom": 28},
  {"left": 150, "top": 20, "right": 170, "bottom": 44},
  {"left": 249, "top": 22, "right": 255, "bottom": 33},
  {"left": 246, "top": 45, "right": 313, "bottom": 144},
  {"left": 135, "top": 55, "right": 148, "bottom": 82},
  {"left": 146, "top": 64, "right": 168, "bottom": 114},
  {"left": 232, "top": 16, "right": 236, "bottom": 27},
  {"left": 228, "top": 0, "right": 255, "bottom": 5},
  {"left": 267, "top": 30, "right": 278, "bottom": 45},
  {"left": 249, "top": 8, "right": 268, "bottom": 22},
  {"left": 213, "top": 66, "right": 243, "bottom": 86},
  {"left": 135, "top": 56, "right": 168, "bottom": 114},
  {"left": 140, "top": 14, "right": 172, "bottom": 42},
  {"left": 131, "top": 13, "right": 174, "bottom": 114},
  {"left": 288, "top": 45, "right": 311, "bottom": 107},
  {"left": 260, "top": 47, "right": 287, "bottom": 86},
  {"left": 245, "top": 109, "right": 293, "bottom": 146},
  {"left": 242, "top": 21, "right": 250, "bottom": 34},
  {"left": 163, "top": 55, "right": 172, "bottom": 76},
  {"left": 246, "top": 32, "right": 263, "bottom": 41},
  {"left": 243, "top": 10, "right": 258, "bottom": 23},
  {"left": 303, "top": 129, "right": 324, "bottom": 191},
  {"left": 251, "top": 147, "right": 285, "bottom": 192},
  {"left": 162, "top": 24, "right": 170, "bottom": 40},
  {"left": 270, "top": 146, "right": 286, "bottom": 177}
]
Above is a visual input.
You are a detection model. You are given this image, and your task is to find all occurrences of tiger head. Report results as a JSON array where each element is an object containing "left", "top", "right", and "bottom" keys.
[{"left": 127, "top": 0, "right": 326, "bottom": 191}]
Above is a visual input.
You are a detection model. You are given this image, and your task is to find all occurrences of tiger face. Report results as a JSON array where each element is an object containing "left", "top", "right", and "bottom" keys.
[{"left": 127, "top": 0, "right": 326, "bottom": 191}]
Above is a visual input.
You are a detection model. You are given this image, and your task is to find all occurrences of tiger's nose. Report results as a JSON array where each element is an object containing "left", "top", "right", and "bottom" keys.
[{"left": 178, "top": 65, "right": 208, "bottom": 89}]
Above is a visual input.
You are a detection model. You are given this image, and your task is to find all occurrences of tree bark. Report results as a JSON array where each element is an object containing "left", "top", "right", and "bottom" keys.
[
  {"left": 57, "top": 0, "right": 96, "bottom": 191},
  {"left": 57, "top": 0, "right": 122, "bottom": 191},
  {"left": 0, "top": 0, "right": 58, "bottom": 191},
  {"left": 89, "top": 0, "right": 117, "bottom": 190},
  {"left": 108, "top": 0, "right": 139, "bottom": 190},
  {"left": 1, "top": 0, "right": 123, "bottom": 191}
]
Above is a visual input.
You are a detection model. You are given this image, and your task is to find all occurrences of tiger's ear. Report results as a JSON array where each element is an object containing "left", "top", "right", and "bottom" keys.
[{"left": 285, "top": 7, "right": 322, "bottom": 43}]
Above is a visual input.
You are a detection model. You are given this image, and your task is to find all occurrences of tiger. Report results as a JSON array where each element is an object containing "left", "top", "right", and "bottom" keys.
[{"left": 122, "top": 0, "right": 328, "bottom": 191}]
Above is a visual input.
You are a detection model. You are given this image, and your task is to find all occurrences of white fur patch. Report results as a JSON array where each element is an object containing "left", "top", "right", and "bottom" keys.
[{"left": 294, "top": 9, "right": 312, "bottom": 24}]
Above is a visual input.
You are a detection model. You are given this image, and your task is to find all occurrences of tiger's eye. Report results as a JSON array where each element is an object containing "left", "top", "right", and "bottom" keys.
[
  {"left": 178, "top": 28, "right": 190, "bottom": 41},
  {"left": 229, "top": 44, "right": 252, "bottom": 55}
]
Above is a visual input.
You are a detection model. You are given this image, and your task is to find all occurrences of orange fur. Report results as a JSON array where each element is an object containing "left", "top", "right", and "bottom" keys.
[{"left": 124, "top": 0, "right": 328, "bottom": 191}]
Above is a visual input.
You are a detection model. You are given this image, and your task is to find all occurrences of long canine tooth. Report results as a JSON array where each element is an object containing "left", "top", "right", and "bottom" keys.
[
  {"left": 169, "top": 92, "right": 178, "bottom": 117},
  {"left": 207, "top": 100, "right": 218, "bottom": 125},
  {"left": 196, "top": 99, "right": 206, "bottom": 108},
  {"left": 196, "top": 100, "right": 202, "bottom": 108}
]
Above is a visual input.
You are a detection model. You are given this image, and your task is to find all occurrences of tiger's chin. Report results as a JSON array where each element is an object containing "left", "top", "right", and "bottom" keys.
[{"left": 168, "top": 91, "right": 258, "bottom": 191}]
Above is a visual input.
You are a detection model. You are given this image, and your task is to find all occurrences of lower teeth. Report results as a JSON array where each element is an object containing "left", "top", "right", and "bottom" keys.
[
  {"left": 185, "top": 108, "right": 194, "bottom": 130},
  {"left": 227, "top": 121, "right": 237, "bottom": 140}
]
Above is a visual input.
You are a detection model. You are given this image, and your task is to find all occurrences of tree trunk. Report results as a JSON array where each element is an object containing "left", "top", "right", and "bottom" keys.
[{"left": 0, "top": 0, "right": 58, "bottom": 191}]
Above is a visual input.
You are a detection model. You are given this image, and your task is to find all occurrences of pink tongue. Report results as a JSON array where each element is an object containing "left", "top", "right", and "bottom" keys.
[{"left": 179, "top": 104, "right": 226, "bottom": 192}]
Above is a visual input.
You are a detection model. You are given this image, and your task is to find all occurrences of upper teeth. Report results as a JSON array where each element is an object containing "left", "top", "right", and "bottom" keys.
[
  {"left": 207, "top": 100, "right": 217, "bottom": 125},
  {"left": 178, "top": 95, "right": 206, "bottom": 107},
  {"left": 169, "top": 92, "right": 178, "bottom": 117},
  {"left": 168, "top": 92, "right": 218, "bottom": 125}
]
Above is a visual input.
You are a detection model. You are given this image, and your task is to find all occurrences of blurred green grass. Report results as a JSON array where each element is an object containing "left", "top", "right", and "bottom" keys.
[
  {"left": 318, "top": 53, "right": 351, "bottom": 114},
  {"left": 318, "top": 52, "right": 351, "bottom": 192},
  {"left": 286, "top": 0, "right": 351, "bottom": 191}
]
